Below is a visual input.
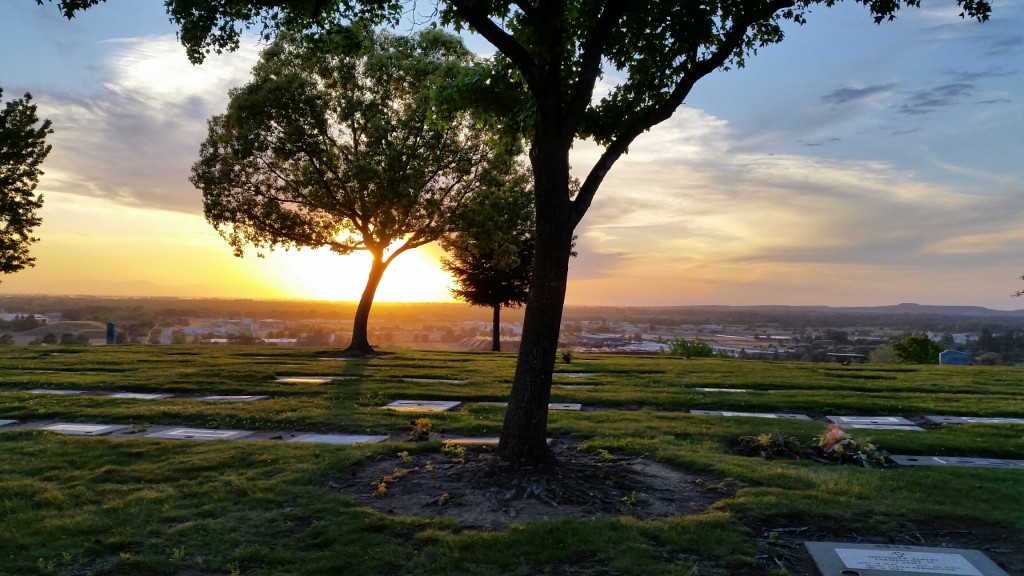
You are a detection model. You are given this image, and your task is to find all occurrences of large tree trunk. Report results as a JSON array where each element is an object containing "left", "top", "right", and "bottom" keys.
[
  {"left": 491, "top": 304, "right": 501, "bottom": 352},
  {"left": 498, "top": 122, "right": 574, "bottom": 467},
  {"left": 343, "top": 251, "right": 388, "bottom": 356}
]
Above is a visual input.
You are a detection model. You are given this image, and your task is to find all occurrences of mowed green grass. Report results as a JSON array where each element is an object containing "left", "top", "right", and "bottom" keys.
[{"left": 1, "top": 346, "right": 1022, "bottom": 575}]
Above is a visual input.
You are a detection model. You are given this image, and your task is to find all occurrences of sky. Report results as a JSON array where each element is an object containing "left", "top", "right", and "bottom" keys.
[{"left": 0, "top": 0, "right": 1022, "bottom": 309}]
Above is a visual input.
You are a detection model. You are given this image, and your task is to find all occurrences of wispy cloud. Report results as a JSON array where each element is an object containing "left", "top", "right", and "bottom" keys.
[
  {"left": 34, "top": 36, "right": 258, "bottom": 214},
  {"left": 899, "top": 82, "right": 974, "bottom": 114},
  {"left": 822, "top": 83, "right": 897, "bottom": 106}
]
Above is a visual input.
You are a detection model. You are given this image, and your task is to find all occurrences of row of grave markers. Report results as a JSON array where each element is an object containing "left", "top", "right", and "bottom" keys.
[{"left": 9, "top": 376, "right": 1024, "bottom": 470}]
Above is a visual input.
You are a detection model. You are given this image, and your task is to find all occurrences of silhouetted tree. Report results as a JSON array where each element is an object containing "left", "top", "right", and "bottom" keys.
[
  {"left": 192, "top": 28, "right": 500, "bottom": 355},
  {"left": 0, "top": 86, "right": 51, "bottom": 279},
  {"left": 442, "top": 164, "right": 534, "bottom": 352}
]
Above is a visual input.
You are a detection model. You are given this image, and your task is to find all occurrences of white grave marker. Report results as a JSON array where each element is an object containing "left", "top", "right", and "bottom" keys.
[
  {"left": 145, "top": 428, "right": 252, "bottom": 440},
  {"left": 961, "top": 417, "right": 1024, "bottom": 424},
  {"left": 891, "top": 455, "right": 1024, "bottom": 470},
  {"left": 836, "top": 548, "right": 982, "bottom": 575},
  {"left": 924, "top": 415, "right": 1024, "bottom": 425},
  {"left": 403, "top": 378, "right": 467, "bottom": 384},
  {"left": 41, "top": 423, "right": 127, "bottom": 436},
  {"left": 288, "top": 434, "right": 387, "bottom": 445},
  {"left": 384, "top": 400, "right": 462, "bottom": 412},
  {"left": 28, "top": 389, "right": 85, "bottom": 395},
  {"left": 692, "top": 387, "right": 750, "bottom": 393},
  {"left": 690, "top": 410, "right": 812, "bottom": 420},
  {"left": 805, "top": 542, "right": 1008, "bottom": 576},
  {"left": 846, "top": 424, "right": 926, "bottom": 431},
  {"left": 0, "top": 419, "right": 18, "bottom": 427},
  {"left": 109, "top": 392, "right": 174, "bottom": 400},
  {"left": 828, "top": 416, "right": 916, "bottom": 426}
]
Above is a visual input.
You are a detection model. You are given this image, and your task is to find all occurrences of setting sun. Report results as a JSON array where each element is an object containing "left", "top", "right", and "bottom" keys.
[{"left": 265, "top": 244, "right": 457, "bottom": 303}]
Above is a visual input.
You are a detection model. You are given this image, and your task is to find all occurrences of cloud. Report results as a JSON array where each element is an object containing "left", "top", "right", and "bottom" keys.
[
  {"left": 822, "top": 84, "right": 897, "bottom": 106},
  {"left": 34, "top": 35, "right": 258, "bottom": 214},
  {"left": 899, "top": 82, "right": 974, "bottom": 114},
  {"left": 564, "top": 109, "right": 1024, "bottom": 304}
]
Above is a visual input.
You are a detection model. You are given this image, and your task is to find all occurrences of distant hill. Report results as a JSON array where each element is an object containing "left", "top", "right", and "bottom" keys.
[
  {"left": 559, "top": 303, "right": 1024, "bottom": 331},
  {"left": 1, "top": 321, "right": 109, "bottom": 345}
]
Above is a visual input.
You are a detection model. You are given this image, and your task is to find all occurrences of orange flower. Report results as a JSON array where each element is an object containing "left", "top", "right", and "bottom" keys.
[{"left": 822, "top": 423, "right": 848, "bottom": 453}]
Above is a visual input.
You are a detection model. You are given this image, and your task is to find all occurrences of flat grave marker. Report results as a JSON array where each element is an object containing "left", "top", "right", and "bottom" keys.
[
  {"left": 146, "top": 428, "right": 253, "bottom": 441},
  {"left": 442, "top": 437, "right": 499, "bottom": 446},
  {"left": 199, "top": 395, "right": 269, "bottom": 402},
  {"left": 384, "top": 400, "right": 462, "bottom": 412},
  {"left": 828, "top": 416, "right": 916, "bottom": 427},
  {"left": 28, "top": 388, "right": 85, "bottom": 395},
  {"left": 288, "top": 433, "right": 388, "bottom": 445},
  {"left": 555, "top": 373, "right": 597, "bottom": 378},
  {"left": 0, "top": 419, "right": 18, "bottom": 427},
  {"left": 109, "top": 392, "right": 174, "bottom": 400},
  {"left": 805, "top": 541, "right": 1008, "bottom": 575},
  {"left": 275, "top": 376, "right": 334, "bottom": 384},
  {"left": 442, "top": 437, "right": 552, "bottom": 447},
  {"left": 40, "top": 423, "right": 127, "bottom": 436},
  {"left": 553, "top": 384, "right": 597, "bottom": 388},
  {"left": 692, "top": 387, "right": 750, "bottom": 393},
  {"left": 891, "top": 455, "right": 1024, "bottom": 470},
  {"left": 691, "top": 410, "right": 812, "bottom": 420},
  {"left": 475, "top": 402, "right": 583, "bottom": 411},
  {"left": 846, "top": 424, "right": 926, "bottom": 432},
  {"left": 926, "top": 415, "right": 1024, "bottom": 425},
  {"left": 403, "top": 378, "right": 467, "bottom": 384}
]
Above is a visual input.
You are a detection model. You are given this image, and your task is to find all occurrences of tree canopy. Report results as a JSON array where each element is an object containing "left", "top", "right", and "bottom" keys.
[
  {"left": 0, "top": 86, "right": 51, "bottom": 279},
  {"left": 191, "top": 27, "right": 500, "bottom": 354},
  {"left": 891, "top": 332, "right": 943, "bottom": 364},
  {"left": 441, "top": 162, "right": 535, "bottom": 352}
]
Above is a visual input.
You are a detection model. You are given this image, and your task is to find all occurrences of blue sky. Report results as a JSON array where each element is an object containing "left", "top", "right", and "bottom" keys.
[{"left": 1, "top": 0, "right": 1022, "bottom": 308}]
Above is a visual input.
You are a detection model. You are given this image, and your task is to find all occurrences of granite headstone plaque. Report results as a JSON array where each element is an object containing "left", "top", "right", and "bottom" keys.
[{"left": 805, "top": 541, "right": 1008, "bottom": 575}]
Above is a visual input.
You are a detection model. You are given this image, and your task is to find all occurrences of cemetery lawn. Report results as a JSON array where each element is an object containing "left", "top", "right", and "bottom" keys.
[{"left": 0, "top": 346, "right": 1021, "bottom": 576}]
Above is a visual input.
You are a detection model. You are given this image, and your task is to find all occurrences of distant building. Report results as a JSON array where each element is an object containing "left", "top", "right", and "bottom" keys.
[
  {"left": 826, "top": 353, "right": 868, "bottom": 364},
  {"left": 939, "top": 350, "right": 971, "bottom": 366},
  {"left": 577, "top": 334, "right": 625, "bottom": 347}
]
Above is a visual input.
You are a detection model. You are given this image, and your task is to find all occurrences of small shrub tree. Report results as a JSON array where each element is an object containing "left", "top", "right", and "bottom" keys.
[
  {"left": 891, "top": 332, "right": 943, "bottom": 364},
  {"left": 665, "top": 337, "right": 722, "bottom": 358}
]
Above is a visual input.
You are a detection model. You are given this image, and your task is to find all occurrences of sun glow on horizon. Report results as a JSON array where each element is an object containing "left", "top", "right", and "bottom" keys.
[{"left": 266, "top": 245, "right": 457, "bottom": 303}]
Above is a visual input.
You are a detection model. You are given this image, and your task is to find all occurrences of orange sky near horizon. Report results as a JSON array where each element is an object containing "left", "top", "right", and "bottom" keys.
[{"left": 0, "top": 192, "right": 457, "bottom": 303}]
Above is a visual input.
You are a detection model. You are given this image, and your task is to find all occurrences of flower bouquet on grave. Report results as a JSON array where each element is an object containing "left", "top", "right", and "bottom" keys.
[{"left": 813, "top": 423, "right": 894, "bottom": 468}]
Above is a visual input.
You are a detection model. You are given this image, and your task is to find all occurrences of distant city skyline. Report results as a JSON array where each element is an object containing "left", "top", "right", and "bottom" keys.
[{"left": 1, "top": 1, "right": 1022, "bottom": 308}]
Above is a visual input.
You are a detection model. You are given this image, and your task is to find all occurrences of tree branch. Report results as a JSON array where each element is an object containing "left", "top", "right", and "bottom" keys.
[
  {"left": 570, "top": 0, "right": 795, "bottom": 228},
  {"left": 563, "top": 0, "right": 628, "bottom": 138},
  {"left": 447, "top": 0, "right": 540, "bottom": 83}
]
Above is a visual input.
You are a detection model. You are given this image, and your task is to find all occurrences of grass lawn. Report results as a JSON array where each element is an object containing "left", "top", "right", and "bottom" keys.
[{"left": 1, "top": 346, "right": 1022, "bottom": 575}]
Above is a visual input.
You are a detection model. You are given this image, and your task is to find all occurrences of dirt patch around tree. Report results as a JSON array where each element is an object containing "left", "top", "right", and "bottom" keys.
[
  {"left": 329, "top": 441, "right": 1023, "bottom": 574},
  {"left": 329, "top": 440, "right": 735, "bottom": 531}
]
